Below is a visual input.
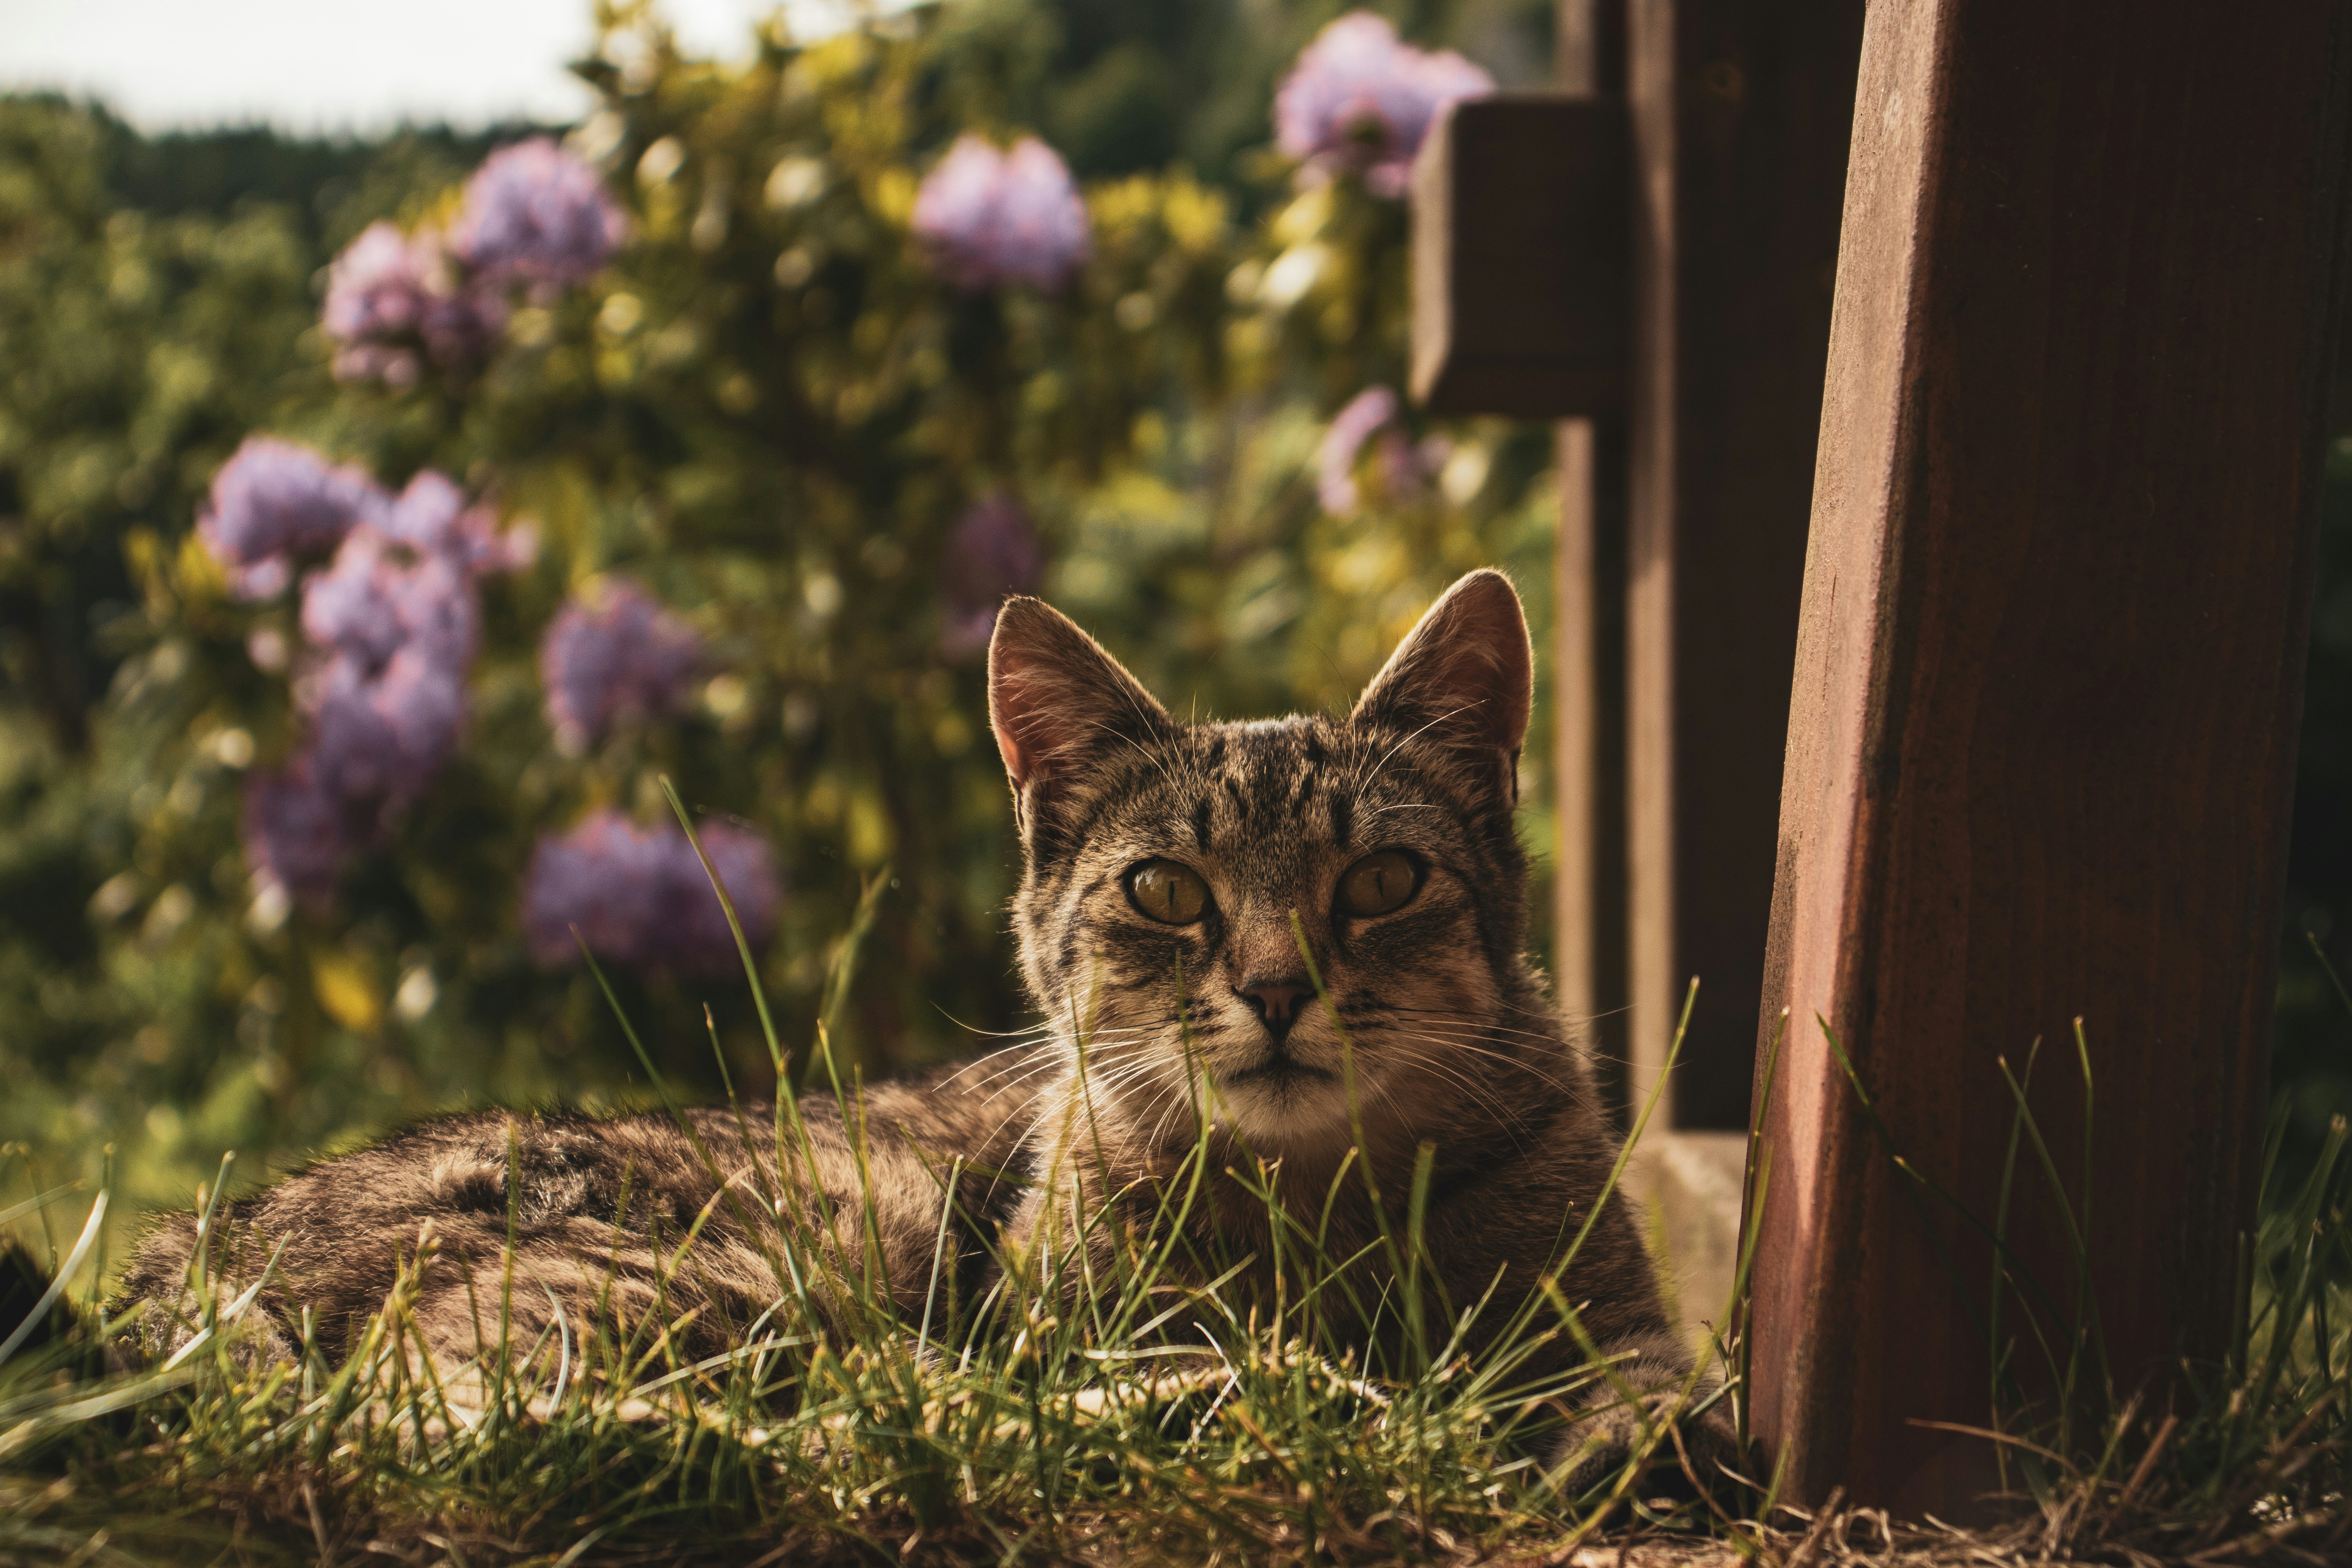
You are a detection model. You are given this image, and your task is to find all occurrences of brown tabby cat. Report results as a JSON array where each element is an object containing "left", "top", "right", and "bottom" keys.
[{"left": 116, "top": 569, "right": 1731, "bottom": 1482}]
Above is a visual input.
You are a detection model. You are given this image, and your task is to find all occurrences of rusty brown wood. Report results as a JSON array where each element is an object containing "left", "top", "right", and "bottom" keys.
[
  {"left": 1746, "top": 0, "right": 2352, "bottom": 1514},
  {"left": 1622, "top": 0, "right": 1866, "bottom": 1130}
]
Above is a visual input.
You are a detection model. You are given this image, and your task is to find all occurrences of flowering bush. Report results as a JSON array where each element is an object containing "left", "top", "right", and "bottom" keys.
[
  {"left": 321, "top": 223, "right": 506, "bottom": 386},
  {"left": 0, "top": 5, "right": 1559, "bottom": 1196},
  {"left": 212, "top": 448, "right": 525, "bottom": 915},
  {"left": 1314, "top": 383, "right": 1447, "bottom": 514},
  {"left": 940, "top": 495, "right": 1045, "bottom": 657}
]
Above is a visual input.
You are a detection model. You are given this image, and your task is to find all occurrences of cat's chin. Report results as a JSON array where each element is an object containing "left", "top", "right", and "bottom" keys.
[{"left": 1210, "top": 1073, "right": 1359, "bottom": 1151}]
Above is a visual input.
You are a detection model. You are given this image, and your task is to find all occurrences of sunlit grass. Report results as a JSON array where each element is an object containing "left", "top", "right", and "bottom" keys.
[
  {"left": 0, "top": 814, "right": 2346, "bottom": 1564},
  {"left": 0, "top": 1040, "right": 1735, "bottom": 1565}
]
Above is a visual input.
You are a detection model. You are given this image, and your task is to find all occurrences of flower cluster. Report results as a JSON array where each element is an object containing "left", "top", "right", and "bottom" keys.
[
  {"left": 374, "top": 469, "right": 538, "bottom": 577},
  {"left": 322, "top": 223, "right": 508, "bottom": 387},
  {"left": 1317, "top": 385, "right": 1448, "bottom": 515},
  {"left": 222, "top": 441, "right": 524, "bottom": 911},
  {"left": 940, "top": 494, "right": 1045, "bottom": 657},
  {"left": 522, "top": 810, "right": 780, "bottom": 977},
  {"left": 196, "top": 437, "right": 388, "bottom": 600},
  {"left": 323, "top": 137, "right": 626, "bottom": 385},
  {"left": 1274, "top": 11, "right": 1494, "bottom": 197},
  {"left": 537, "top": 577, "right": 706, "bottom": 754},
  {"left": 911, "top": 135, "right": 1091, "bottom": 292},
  {"left": 450, "top": 138, "right": 633, "bottom": 292}
]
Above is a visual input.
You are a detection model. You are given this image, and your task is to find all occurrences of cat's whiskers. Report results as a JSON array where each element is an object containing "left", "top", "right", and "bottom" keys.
[
  {"left": 931, "top": 1036, "right": 1059, "bottom": 1091},
  {"left": 960, "top": 1034, "right": 1152, "bottom": 1100},
  {"left": 1055, "top": 1054, "right": 1189, "bottom": 1129},
  {"left": 1355, "top": 1022, "right": 1586, "bottom": 1091},
  {"left": 1361, "top": 1028, "right": 1606, "bottom": 1124},
  {"left": 1357, "top": 1004, "right": 1573, "bottom": 1042},
  {"left": 1354, "top": 1045, "right": 1541, "bottom": 1153}
]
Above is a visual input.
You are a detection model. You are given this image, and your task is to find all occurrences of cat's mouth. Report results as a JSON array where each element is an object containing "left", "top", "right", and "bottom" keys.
[{"left": 1224, "top": 1047, "right": 1334, "bottom": 1088}]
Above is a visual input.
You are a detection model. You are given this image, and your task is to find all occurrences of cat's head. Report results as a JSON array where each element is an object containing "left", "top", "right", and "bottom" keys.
[{"left": 987, "top": 569, "right": 1540, "bottom": 1153}]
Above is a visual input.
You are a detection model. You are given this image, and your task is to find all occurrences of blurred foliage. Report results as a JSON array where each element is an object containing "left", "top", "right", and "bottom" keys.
[{"left": 0, "top": 0, "right": 1560, "bottom": 1209}]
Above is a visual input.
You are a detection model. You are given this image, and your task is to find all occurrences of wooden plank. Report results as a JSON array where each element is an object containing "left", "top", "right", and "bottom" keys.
[
  {"left": 1745, "top": 0, "right": 2352, "bottom": 1514},
  {"left": 1552, "top": 417, "right": 1632, "bottom": 1115},
  {"left": 1549, "top": 0, "right": 1631, "bottom": 1123},
  {"left": 1622, "top": 0, "right": 1866, "bottom": 1132},
  {"left": 1410, "top": 97, "right": 1628, "bottom": 418}
]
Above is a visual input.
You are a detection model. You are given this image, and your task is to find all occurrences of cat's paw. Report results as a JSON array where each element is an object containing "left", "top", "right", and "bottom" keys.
[{"left": 1548, "top": 1391, "right": 1744, "bottom": 1506}]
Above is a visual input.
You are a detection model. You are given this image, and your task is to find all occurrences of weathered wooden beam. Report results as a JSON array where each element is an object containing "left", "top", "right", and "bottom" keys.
[
  {"left": 1409, "top": 96, "right": 1628, "bottom": 418},
  {"left": 1621, "top": 0, "right": 1865, "bottom": 1134},
  {"left": 1746, "top": 0, "right": 2352, "bottom": 1514}
]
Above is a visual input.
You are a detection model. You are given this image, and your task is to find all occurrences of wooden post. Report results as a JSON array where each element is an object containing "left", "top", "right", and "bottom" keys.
[
  {"left": 1410, "top": 0, "right": 1864, "bottom": 1335},
  {"left": 1550, "top": 0, "right": 1632, "bottom": 1139},
  {"left": 1746, "top": 0, "right": 2352, "bottom": 1514},
  {"left": 1622, "top": 0, "right": 1866, "bottom": 1135},
  {"left": 1615, "top": 0, "right": 1867, "bottom": 1330}
]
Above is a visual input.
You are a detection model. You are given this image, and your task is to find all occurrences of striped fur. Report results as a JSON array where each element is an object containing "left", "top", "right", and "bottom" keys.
[{"left": 988, "top": 573, "right": 1714, "bottom": 1437}]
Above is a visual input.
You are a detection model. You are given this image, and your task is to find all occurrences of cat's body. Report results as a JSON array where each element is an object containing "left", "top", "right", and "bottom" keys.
[
  {"left": 116, "top": 1073, "right": 1034, "bottom": 1384},
  {"left": 117, "top": 570, "right": 1731, "bottom": 1480}
]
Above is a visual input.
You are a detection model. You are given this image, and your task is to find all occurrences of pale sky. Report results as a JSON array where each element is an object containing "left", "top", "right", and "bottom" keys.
[{"left": 0, "top": 0, "right": 871, "bottom": 134}]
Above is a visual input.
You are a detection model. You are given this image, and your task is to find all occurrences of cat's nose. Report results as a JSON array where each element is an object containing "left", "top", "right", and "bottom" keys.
[{"left": 1236, "top": 978, "right": 1312, "bottom": 1040}]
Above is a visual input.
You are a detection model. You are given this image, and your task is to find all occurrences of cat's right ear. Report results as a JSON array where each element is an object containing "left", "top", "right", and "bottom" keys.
[{"left": 987, "top": 597, "right": 1173, "bottom": 831}]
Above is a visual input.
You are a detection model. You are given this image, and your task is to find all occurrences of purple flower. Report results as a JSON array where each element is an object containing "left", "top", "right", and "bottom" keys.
[
  {"left": 300, "top": 526, "right": 481, "bottom": 677},
  {"left": 912, "top": 134, "right": 1090, "bottom": 293},
  {"left": 1274, "top": 12, "right": 1494, "bottom": 198},
  {"left": 1318, "top": 385, "right": 1400, "bottom": 514},
  {"left": 198, "top": 437, "right": 389, "bottom": 598},
  {"left": 522, "top": 810, "right": 779, "bottom": 976},
  {"left": 303, "top": 650, "right": 468, "bottom": 813},
  {"left": 940, "top": 494, "right": 1045, "bottom": 657},
  {"left": 240, "top": 761, "right": 360, "bottom": 911},
  {"left": 322, "top": 222, "right": 507, "bottom": 385},
  {"left": 322, "top": 223, "right": 432, "bottom": 385},
  {"left": 233, "top": 459, "right": 515, "bottom": 910},
  {"left": 379, "top": 470, "right": 535, "bottom": 576},
  {"left": 1318, "top": 385, "right": 1447, "bottom": 515},
  {"left": 450, "top": 138, "right": 631, "bottom": 292},
  {"left": 538, "top": 577, "right": 705, "bottom": 754}
]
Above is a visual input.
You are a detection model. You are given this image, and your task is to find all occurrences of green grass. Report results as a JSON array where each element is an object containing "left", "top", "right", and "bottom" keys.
[
  {"left": 0, "top": 1038, "right": 2346, "bottom": 1566},
  {"left": 0, "top": 1033, "right": 1739, "bottom": 1565},
  {"left": 0, "top": 804, "right": 2345, "bottom": 1565}
]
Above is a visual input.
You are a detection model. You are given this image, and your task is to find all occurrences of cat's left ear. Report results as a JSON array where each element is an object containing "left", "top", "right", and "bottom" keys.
[
  {"left": 1350, "top": 569, "right": 1533, "bottom": 775},
  {"left": 988, "top": 597, "right": 1174, "bottom": 829}
]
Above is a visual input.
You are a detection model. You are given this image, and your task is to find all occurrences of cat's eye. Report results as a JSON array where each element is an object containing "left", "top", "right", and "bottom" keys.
[
  {"left": 1128, "top": 859, "right": 1210, "bottom": 924},
  {"left": 1337, "top": 851, "right": 1420, "bottom": 918}
]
